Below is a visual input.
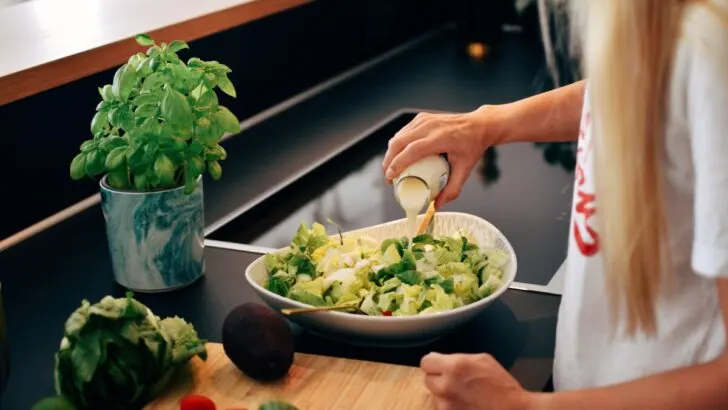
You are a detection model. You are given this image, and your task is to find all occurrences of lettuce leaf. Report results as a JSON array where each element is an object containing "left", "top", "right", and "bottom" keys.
[{"left": 54, "top": 293, "right": 206, "bottom": 410}]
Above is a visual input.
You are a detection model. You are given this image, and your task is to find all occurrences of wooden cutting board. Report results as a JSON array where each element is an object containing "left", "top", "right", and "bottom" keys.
[{"left": 147, "top": 343, "right": 434, "bottom": 410}]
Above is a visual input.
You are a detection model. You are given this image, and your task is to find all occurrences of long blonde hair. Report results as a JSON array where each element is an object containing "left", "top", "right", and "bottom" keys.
[
  {"left": 588, "top": 0, "right": 686, "bottom": 337},
  {"left": 543, "top": 0, "right": 687, "bottom": 336}
]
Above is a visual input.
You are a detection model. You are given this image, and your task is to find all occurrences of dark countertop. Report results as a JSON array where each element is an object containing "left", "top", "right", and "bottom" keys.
[
  {"left": 0, "top": 28, "right": 566, "bottom": 408},
  {"left": 1, "top": 245, "right": 559, "bottom": 408}
]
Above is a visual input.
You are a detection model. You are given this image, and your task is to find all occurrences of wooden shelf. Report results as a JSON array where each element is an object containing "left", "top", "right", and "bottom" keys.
[{"left": 0, "top": 0, "right": 309, "bottom": 105}]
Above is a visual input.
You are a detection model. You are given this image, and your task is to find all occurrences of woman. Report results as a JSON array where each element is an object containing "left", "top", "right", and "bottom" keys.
[{"left": 383, "top": 0, "right": 728, "bottom": 408}]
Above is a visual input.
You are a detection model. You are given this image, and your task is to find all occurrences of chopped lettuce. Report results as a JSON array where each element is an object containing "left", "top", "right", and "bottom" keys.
[{"left": 263, "top": 221, "right": 510, "bottom": 317}]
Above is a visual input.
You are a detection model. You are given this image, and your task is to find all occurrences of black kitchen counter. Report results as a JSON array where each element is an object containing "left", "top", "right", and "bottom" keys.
[
  {"left": 1, "top": 244, "right": 559, "bottom": 409},
  {"left": 0, "top": 27, "right": 567, "bottom": 408}
]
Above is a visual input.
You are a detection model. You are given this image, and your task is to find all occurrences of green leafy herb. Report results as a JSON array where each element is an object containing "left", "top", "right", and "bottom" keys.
[
  {"left": 69, "top": 34, "right": 240, "bottom": 194},
  {"left": 380, "top": 237, "right": 409, "bottom": 257},
  {"left": 54, "top": 292, "right": 207, "bottom": 410},
  {"left": 439, "top": 277, "right": 455, "bottom": 293},
  {"left": 396, "top": 270, "right": 421, "bottom": 285},
  {"left": 135, "top": 34, "right": 155, "bottom": 46}
]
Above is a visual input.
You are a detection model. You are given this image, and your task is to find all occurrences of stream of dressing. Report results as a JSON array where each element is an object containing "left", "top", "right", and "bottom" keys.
[{"left": 396, "top": 177, "right": 430, "bottom": 241}]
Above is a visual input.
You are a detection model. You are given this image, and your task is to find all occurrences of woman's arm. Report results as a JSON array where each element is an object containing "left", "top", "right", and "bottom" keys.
[
  {"left": 489, "top": 79, "right": 585, "bottom": 145},
  {"left": 530, "top": 280, "right": 728, "bottom": 409}
]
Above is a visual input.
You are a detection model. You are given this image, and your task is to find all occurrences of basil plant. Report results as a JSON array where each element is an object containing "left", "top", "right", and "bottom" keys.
[{"left": 70, "top": 34, "right": 240, "bottom": 194}]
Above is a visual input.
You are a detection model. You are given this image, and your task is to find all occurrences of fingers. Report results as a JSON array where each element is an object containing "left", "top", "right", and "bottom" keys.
[
  {"left": 420, "top": 352, "right": 448, "bottom": 375},
  {"left": 386, "top": 135, "right": 449, "bottom": 182},
  {"left": 433, "top": 397, "right": 456, "bottom": 410},
  {"left": 434, "top": 161, "right": 472, "bottom": 209},
  {"left": 382, "top": 113, "right": 432, "bottom": 175},
  {"left": 424, "top": 374, "right": 454, "bottom": 396},
  {"left": 422, "top": 352, "right": 493, "bottom": 375}
]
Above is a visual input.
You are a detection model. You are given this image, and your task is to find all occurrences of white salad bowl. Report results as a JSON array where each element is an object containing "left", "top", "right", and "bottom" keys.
[{"left": 245, "top": 212, "right": 517, "bottom": 347}]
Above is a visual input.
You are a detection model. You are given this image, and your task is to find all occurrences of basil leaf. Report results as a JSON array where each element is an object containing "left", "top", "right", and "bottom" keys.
[
  {"left": 109, "top": 106, "right": 132, "bottom": 128},
  {"left": 146, "top": 45, "right": 162, "bottom": 57},
  {"left": 126, "top": 144, "right": 145, "bottom": 171},
  {"left": 205, "top": 145, "right": 227, "bottom": 161},
  {"left": 70, "top": 153, "right": 87, "bottom": 180},
  {"left": 99, "top": 136, "right": 127, "bottom": 151},
  {"left": 203, "top": 72, "right": 217, "bottom": 88},
  {"left": 187, "top": 141, "right": 203, "bottom": 156},
  {"left": 106, "top": 170, "right": 129, "bottom": 189},
  {"left": 213, "top": 107, "right": 240, "bottom": 134},
  {"left": 208, "top": 61, "right": 232, "bottom": 74},
  {"left": 90, "top": 111, "right": 108, "bottom": 135},
  {"left": 84, "top": 150, "right": 106, "bottom": 176},
  {"left": 161, "top": 88, "right": 193, "bottom": 126},
  {"left": 127, "top": 53, "right": 144, "bottom": 69},
  {"left": 99, "top": 84, "right": 114, "bottom": 102},
  {"left": 184, "top": 166, "right": 197, "bottom": 194},
  {"left": 105, "top": 146, "right": 128, "bottom": 170},
  {"left": 112, "top": 63, "right": 137, "bottom": 101},
  {"left": 142, "top": 72, "right": 165, "bottom": 91},
  {"left": 160, "top": 137, "right": 186, "bottom": 153},
  {"left": 207, "top": 160, "right": 222, "bottom": 180},
  {"left": 196, "top": 89, "right": 218, "bottom": 112},
  {"left": 168, "top": 40, "right": 189, "bottom": 53},
  {"left": 160, "top": 123, "right": 176, "bottom": 139},
  {"left": 134, "top": 104, "right": 158, "bottom": 118},
  {"left": 187, "top": 156, "right": 204, "bottom": 176},
  {"left": 194, "top": 117, "right": 217, "bottom": 145},
  {"left": 142, "top": 142, "right": 159, "bottom": 166},
  {"left": 140, "top": 117, "right": 162, "bottom": 136},
  {"left": 216, "top": 76, "right": 236, "bottom": 98},
  {"left": 95, "top": 100, "right": 109, "bottom": 111},
  {"left": 132, "top": 93, "right": 159, "bottom": 106},
  {"left": 80, "top": 140, "right": 98, "bottom": 153},
  {"left": 133, "top": 173, "right": 148, "bottom": 191},
  {"left": 187, "top": 57, "right": 204, "bottom": 68},
  {"left": 154, "top": 154, "right": 176, "bottom": 187},
  {"left": 135, "top": 34, "right": 155, "bottom": 46}
]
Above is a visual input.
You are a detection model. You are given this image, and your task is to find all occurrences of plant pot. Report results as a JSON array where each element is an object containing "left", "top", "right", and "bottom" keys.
[{"left": 99, "top": 175, "right": 205, "bottom": 292}]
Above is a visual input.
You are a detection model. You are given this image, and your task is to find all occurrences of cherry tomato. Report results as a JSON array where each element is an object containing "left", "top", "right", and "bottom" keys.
[
  {"left": 180, "top": 394, "right": 216, "bottom": 410},
  {"left": 383, "top": 311, "right": 392, "bottom": 316}
]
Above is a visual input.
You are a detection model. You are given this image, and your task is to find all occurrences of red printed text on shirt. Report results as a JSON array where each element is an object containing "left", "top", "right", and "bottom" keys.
[{"left": 572, "top": 111, "right": 600, "bottom": 257}]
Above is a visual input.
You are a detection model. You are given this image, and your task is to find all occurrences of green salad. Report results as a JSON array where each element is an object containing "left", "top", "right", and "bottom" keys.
[{"left": 263, "top": 222, "right": 510, "bottom": 316}]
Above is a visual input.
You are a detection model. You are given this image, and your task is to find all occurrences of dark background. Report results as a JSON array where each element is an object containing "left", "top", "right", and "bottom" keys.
[{"left": 0, "top": 0, "right": 552, "bottom": 240}]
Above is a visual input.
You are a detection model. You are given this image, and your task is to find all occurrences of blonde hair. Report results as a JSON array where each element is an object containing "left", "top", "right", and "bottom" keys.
[
  {"left": 541, "top": 0, "right": 688, "bottom": 336},
  {"left": 551, "top": 0, "right": 728, "bottom": 336},
  {"left": 584, "top": 0, "right": 685, "bottom": 336}
]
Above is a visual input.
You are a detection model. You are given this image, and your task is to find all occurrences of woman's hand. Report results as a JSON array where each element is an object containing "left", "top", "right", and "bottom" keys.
[
  {"left": 421, "top": 352, "right": 536, "bottom": 410},
  {"left": 382, "top": 107, "right": 502, "bottom": 209}
]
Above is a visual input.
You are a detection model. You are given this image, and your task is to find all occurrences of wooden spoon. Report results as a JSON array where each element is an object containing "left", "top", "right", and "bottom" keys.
[
  {"left": 281, "top": 304, "right": 358, "bottom": 316},
  {"left": 416, "top": 201, "right": 436, "bottom": 236}
]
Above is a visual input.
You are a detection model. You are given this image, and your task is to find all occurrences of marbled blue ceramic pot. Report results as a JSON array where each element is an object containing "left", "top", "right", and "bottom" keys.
[{"left": 99, "top": 175, "right": 205, "bottom": 292}]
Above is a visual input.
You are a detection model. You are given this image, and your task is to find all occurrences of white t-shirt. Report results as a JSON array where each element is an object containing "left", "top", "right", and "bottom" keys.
[{"left": 553, "top": 2, "right": 728, "bottom": 391}]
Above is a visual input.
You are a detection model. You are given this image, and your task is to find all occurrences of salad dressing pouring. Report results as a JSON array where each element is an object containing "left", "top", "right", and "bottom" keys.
[
  {"left": 393, "top": 155, "right": 450, "bottom": 240},
  {"left": 396, "top": 177, "right": 430, "bottom": 239}
]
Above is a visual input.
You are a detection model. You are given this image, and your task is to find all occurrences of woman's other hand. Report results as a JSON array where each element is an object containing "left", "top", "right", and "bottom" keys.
[
  {"left": 382, "top": 107, "right": 503, "bottom": 209},
  {"left": 421, "top": 352, "right": 537, "bottom": 410}
]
